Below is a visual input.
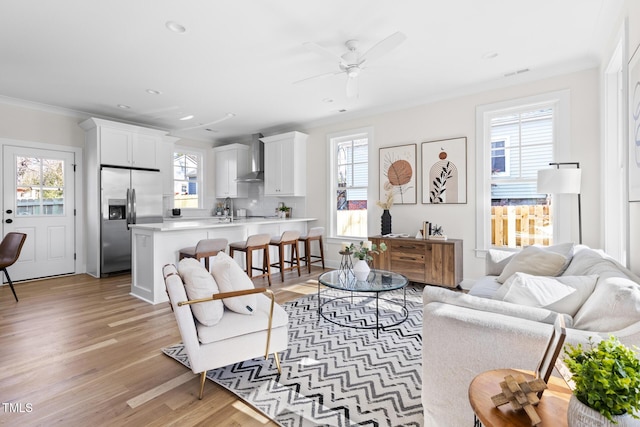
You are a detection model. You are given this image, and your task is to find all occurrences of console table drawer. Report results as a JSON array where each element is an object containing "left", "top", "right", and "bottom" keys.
[{"left": 389, "top": 242, "right": 424, "bottom": 255}]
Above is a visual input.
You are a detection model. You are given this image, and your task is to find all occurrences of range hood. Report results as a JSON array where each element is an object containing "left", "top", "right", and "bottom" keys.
[{"left": 236, "top": 133, "right": 264, "bottom": 182}]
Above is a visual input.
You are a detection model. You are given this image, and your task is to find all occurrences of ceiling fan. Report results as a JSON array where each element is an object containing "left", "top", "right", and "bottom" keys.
[{"left": 296, "top": 31, "right": 407, "bottom": 98}]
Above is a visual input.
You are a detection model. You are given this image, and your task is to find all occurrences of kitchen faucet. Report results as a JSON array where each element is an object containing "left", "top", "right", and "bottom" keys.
[{"left": 224, "top": 197, "right": 233, "bottom": 222}]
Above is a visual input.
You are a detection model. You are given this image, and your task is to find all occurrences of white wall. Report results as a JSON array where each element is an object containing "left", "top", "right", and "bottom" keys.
[{"left": 303, "top": 68, "right": 601, "bottom": 281}]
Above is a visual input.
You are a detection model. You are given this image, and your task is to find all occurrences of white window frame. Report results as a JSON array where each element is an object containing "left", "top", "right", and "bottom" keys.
[
  {"left": 173, "top": 145, "right": 205, "bottom": 209},
  {"left": 475, "top": 90, "right": 571, "bottom": 256},
  {"left": 327, "top": 127, "right": 374, "bottom": 241}
]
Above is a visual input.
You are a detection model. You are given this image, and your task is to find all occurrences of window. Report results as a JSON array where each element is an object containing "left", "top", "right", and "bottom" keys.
[
  {"left": 329, "top": 129, "right": 371, "bottom": 239},
  {"left": 476, "top": 91, "right": 571, "bottom": 251},
  {"left": 16, "top": 155, "right": 65, "bottom": 215},
  {"left": 173, "top": 148, "right": 203, "bottom": 209}
]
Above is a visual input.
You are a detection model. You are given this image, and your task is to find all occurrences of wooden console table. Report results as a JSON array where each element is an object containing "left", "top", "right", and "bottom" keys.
[
  {"left": 369, "top": 236, "right": 462, "bottom": 288},
  {"left": 469, "top": 369, "right": 571, "bottom": 427}
]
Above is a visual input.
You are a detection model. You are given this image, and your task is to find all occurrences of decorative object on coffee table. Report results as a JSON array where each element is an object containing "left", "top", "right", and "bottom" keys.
[
  {"left": 337, "top": 247, "right": 353, "bottom": 282},
  {"left": 349, "top": 240, "right": 387, "bottom": 281}
]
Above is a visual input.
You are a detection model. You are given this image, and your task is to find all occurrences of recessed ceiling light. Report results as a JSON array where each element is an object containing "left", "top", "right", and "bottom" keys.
[
  {"left": 146, "top": 89, "right": 162, "bottom": 95},
  {"left": 338, "top": 109, "right": 347, "bottom": 113},
  {"left": 179, "top": 115, "right": 194, "bottom": 121},
  {"left": 165, "top": 21, "right": 186, "bottom": 33},
  {"left": 117, "top": 104, "right": 131, "bottom": 109},
  {"left": 205, "top": 128, "right": 218, "bottom": 133}
]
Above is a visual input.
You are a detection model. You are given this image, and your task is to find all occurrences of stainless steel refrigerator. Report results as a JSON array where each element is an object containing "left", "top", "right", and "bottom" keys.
[{"left": 101, "top": 166, "right": 163, "bottom": 276}]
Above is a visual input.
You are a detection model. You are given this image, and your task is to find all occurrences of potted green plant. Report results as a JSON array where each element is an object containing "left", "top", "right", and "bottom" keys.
[
  {"left": 349, "top": 241, "right": 387, "bottom": 281},
  {"left": 563, "top": 336, "right": 640, "bottom": 426},
  {"left": 278, "top": 205, "right": 291, "bottom": 218}
]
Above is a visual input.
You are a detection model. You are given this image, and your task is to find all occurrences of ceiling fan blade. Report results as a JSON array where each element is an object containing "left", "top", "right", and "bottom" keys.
[
  {"left": 346, "top": 75, "right": 358, "bottom": 99},
  {"left": 293, "top": 70, "right": 343, "bottom": 85},
  {"left": 359, "top": 31, "right": 407, "bottom": 65},
  {"left": 303, "top": 41, "right": 348, "bottom": 67},
  {"left": 175, "top": 113, "right": 236, "bottom": 131}
]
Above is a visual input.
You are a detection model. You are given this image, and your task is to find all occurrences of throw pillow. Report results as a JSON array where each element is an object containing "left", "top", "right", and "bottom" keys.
[
  {"left": 486, "top": 249, "right": 516, "bottom": 276},
  {"left": 573, "top": 275, "right": 640, "bottom": 331},
  {"left": 210, "top": 251, "right": 257, "bottom": 315},
  {"left": 497, "top": 245, "right": 571, "bottom": 283},
  {"left": 178, "top": 258, "right": 224, "bottom": 326},
  {"left": 494, "top": 272, "right": 598, "bottom": 316}
]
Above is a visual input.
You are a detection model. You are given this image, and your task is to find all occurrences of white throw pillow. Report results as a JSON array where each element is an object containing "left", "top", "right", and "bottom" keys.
[
  {"left": 494, "top": 272, "right": 597, "bottom": 316},
  {"left": 178, "top": 258, "right": 224, "bottom": 326},
  {"left": 573, "top": 276, "right": 640, "bottom": 331},
  {"left": 497, "top": 245, "right": 571, "bottom": 283},
  {"left": 210, "top": 251, "right": 257, "bottom": 315},
  {"left": 486, "top": 249, "right": 516, "bottom": 276}
]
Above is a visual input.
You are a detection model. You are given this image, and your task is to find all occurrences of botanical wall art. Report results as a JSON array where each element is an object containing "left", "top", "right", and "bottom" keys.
[
  {"left": 379, "top": 143, "right": 417, "bottom": 204},
  {"left": 421, "top": 137, "right": 467, "bottom": 204},
  {"left": 629, "top": 43, "right": 640, "bottom": 202}
]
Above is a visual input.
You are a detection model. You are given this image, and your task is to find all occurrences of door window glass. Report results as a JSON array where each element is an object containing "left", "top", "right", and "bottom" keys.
[{"left": 16, "top": 156, "right": 65, "bottom": 216}]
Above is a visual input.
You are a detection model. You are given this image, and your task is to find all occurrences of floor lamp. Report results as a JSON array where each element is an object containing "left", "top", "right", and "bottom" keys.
[{"left": 536, "top": 162, "right": 582, "bottom": 244}]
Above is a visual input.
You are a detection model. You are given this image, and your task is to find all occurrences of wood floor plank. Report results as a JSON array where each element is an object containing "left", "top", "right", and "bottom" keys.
[{"left": 0, "top": 266, "right": 324, "bottom": 426}]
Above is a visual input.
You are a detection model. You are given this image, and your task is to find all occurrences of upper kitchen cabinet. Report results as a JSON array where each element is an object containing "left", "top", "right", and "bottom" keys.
[
  {"left": 213, "top": 143, "right": 249, "bottom": 198},
  {"left": 80, "top": 118, "right": 167, "bottom": 170},
  {"left": 261, "top": 131, "right": 308, "bottom": 196}
]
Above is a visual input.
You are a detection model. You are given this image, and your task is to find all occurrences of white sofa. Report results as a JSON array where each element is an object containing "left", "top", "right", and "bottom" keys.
[{"left": 421, "top": 245, "right": 640, "bottom": 427}]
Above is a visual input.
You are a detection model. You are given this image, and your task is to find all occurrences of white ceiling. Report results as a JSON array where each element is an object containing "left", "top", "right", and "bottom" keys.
[{"left": 0, "top": 0, "right": 623, "bottom": 142}]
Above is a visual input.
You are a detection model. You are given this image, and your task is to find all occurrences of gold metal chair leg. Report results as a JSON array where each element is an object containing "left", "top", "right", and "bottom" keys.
[
  {"left": 198, "top": 371, "right": 206, "bottom": 400},
  {"left": 272, "top": 352, "right": 282, "bottom": 374}
]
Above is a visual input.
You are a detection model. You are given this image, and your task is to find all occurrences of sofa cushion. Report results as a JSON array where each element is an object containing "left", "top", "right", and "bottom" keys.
[
  {"left": 497, "top": 244, "right": 573, "bottom": 283},
  {"left": 493, "top": 272, "right": 597, "bottom": 316},
  {"left": 486, "top": 249, "right": 517, "bottom": 276},
  {"left": 210, "top": 251, "right": 257, "bottom": 315},
  {"left": 468, "top": 276, "right": 501, "bottom": 298},
  {"left": 178, "top": 258, "right": 224, "bottom": 326},
  {"left": 573, "top": 275, "right": 640, "bottom": 331}
]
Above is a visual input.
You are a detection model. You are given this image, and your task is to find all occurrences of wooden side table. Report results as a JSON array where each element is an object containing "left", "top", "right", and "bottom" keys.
[{"left": 469, "top": 369, "right": 571, "bottom": 427}]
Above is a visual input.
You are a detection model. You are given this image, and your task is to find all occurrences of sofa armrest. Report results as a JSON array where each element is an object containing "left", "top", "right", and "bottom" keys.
[
  {"left": 421, "top": 301, "right": 593, "bottom": 427},
  {"left": 422, "top": 285, "right": 573, "bottom": 327}
]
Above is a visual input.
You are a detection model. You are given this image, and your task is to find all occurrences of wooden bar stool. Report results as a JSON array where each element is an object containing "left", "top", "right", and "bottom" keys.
[
  {"left": 178, "top": 238, "right": 228, "bottom": 271},
  {"left": 269, "top": 230, "right": 301, "bottom": 282},
  {"left": 298, "top": 227, "right": 325, "bottom": 274},
  {"left": 229, "top": 233, "right": 272, "bottom": 286}
]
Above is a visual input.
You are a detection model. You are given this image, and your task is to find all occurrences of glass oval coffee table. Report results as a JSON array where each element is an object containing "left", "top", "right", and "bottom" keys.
[{"left": 317, "top": 269, "right": 409, "bottom": 337}]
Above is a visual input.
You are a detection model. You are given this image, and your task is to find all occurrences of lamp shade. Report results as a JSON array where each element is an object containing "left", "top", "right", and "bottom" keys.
[{"left": 537, "top": 168, "right": 581, "bottom": 194}]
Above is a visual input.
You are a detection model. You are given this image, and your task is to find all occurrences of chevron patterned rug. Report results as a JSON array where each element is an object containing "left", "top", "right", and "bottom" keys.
[{"left": 163, "top": 283, "right": 424, "bottom": 427}]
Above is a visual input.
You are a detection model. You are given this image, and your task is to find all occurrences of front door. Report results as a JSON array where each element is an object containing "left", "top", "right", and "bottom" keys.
[{"left": 2, "top": 145, "right": 76, "bottom": 281}]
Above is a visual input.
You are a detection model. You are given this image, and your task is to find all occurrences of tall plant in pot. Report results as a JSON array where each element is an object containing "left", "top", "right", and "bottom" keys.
[{"left": 563, "top": 336, "right": 640, "bottom": 426}]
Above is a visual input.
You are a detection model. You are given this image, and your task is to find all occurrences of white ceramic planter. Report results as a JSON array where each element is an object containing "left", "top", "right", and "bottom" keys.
[
  {"left": 352, "top": 260, "right": 370, "bottom": 281},
  {"left": 567, "top": 395, "right": 640, "bottom": 427}
]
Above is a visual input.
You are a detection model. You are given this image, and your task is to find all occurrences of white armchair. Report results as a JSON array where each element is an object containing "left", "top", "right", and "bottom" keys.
[{"left": 163, "top": 264, "right": 289, "bottom": 399}]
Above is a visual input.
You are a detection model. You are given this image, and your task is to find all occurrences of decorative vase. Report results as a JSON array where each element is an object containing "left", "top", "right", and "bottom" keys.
[
  {"left": 352, "top": 259, "right": 371, "bottom": 281},
  {"left": 381, "top": 209, "right": 392, "bottom": 235},
  {"left": 567, "top": 395, "right": 640, "bottom": 427}
]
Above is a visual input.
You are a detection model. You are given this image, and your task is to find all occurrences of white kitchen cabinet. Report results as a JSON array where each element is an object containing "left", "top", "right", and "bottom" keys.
[
  {"left": 80, "top": 118, "right": 166, "bottom": 169},
  {"left": 213, "top": 143, "right": 249, "bottom": 198},
  {"left": 261, "top": 131, "right": 308, "bottom": 196}
]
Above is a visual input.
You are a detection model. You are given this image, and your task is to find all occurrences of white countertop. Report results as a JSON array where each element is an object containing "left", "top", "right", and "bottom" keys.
[{"left": 129, "top": 217, "right": 317, "bottom": 232}]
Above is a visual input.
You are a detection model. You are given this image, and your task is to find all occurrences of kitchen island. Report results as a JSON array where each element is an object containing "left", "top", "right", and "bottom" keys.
[{"left": 129, "top": 217, "right": 317, "bottom": 304}]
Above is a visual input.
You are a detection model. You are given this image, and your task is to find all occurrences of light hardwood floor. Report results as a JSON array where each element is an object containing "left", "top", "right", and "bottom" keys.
[{"left": 0, "top": 267, "right": 323, "bottom": 426}]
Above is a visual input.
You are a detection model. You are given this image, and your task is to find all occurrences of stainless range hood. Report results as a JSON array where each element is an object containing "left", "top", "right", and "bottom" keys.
[{"left": 236, "top": 133, "right": 264, "bottom": 182}]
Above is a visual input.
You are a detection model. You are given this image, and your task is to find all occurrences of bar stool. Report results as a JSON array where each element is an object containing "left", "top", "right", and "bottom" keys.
[
  {"left": 298, "top": 227, "right": 325, "bottom": 274},
  {"left": 228, "top": 233, "right": 272, "bottom": 286},
  {"left": 178, "top": 238, "right": 228, "bottom": 271},
  {"left": 269, "top": 230, "right": 301, "bottom": 282}
]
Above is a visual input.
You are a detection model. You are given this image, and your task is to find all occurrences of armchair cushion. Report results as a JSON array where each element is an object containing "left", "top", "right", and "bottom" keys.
[
  {"left": 211, "top": 251, "right": 257, "bottom": 314},
  {"left": 196, "top": 293, "right": 289, "bottom": 344},
  {"left": 178, "top": 258, "right": 224, "bottom": 326}
]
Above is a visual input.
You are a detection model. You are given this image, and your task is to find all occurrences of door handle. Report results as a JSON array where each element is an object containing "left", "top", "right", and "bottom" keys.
[
  {"left": 5, "top": 209, "right": 12, "bottom": 214},
  {"left": 5, "top": 219, "right": 13, "bottom": 223},
  {"left": 132, "top": 188, "right": 137, "bottom": 224},
  {"left": 126, "top": 188, "right": 131, "bottom": 228}
]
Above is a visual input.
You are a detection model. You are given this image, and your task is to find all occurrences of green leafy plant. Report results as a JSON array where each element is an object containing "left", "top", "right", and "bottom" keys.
[
  {"left": 349, "top": 241, "right": 387, "bottom": 262},
  {"left": 278, "top": 205, "right": 290, "bottom": 212},
  {"left": 563, "top": 336, "right": 640, "bottom": 423}
]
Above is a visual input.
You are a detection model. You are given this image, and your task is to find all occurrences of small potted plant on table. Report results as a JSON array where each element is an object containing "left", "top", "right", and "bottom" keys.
[
  {"left": 349, "top": 240, "right": 387, "bottom": 281},
  {"left": 563, "top": 336, "right": 640, "bottom": 426}
]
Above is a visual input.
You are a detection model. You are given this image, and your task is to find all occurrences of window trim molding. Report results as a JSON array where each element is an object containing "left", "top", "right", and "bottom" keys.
[
  {"left": 475, "top": 90, "right": 571, "bottom": 256},
  {"left": 173, "top": 144, "right": 205, "bottom": 209},
  {"left": 326, "top": 126, "right": 374, "bottom": 241}
]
